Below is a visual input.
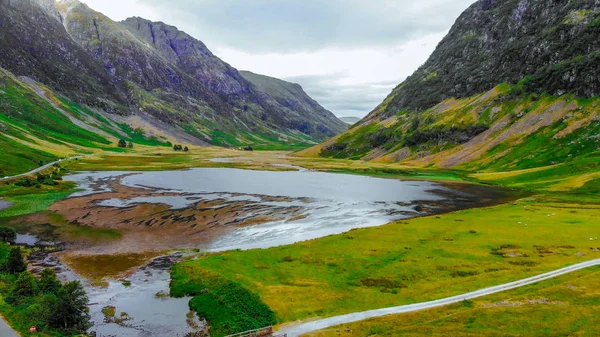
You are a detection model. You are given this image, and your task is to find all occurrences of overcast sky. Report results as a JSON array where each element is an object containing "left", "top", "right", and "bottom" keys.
[{"left": 79, "top": 0, "right": 475, "bottom": 117}]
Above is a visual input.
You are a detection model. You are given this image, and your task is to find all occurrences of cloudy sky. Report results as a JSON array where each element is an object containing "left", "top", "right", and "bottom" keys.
[{"left": 79, "top": 0, "right": 475, "bottom": 117}]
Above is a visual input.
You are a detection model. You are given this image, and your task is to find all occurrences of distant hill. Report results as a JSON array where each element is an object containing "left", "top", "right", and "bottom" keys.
[
  {"left": 240, "top": 71, "right": 347, "bottom": 135},
  {"left": 338, "top": 117, "right": 361, "bottom": 125}
]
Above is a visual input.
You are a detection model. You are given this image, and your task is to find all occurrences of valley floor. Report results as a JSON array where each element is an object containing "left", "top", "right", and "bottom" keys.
[{"left": 1, "top": 149, "right": 599, "bottom": 336}]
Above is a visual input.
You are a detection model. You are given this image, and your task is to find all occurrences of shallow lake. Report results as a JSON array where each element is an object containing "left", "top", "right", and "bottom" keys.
[{"left": 65, "top": 168, "right": 465, "bottom": 251}]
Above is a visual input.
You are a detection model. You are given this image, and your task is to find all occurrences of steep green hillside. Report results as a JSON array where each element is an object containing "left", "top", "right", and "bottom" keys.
[
  {"left": 0, "top": 0, "right": 345, "bottom": 152},
  {"left": 307, "top": 0, "right": 600, "bottom": 180},
  {"left": 0, "top": 68, "right": 171, "bottom": 176}
]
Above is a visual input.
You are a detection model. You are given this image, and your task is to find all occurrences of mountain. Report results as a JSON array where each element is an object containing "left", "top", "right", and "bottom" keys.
[
  {"left": 0, "top": 0, "right": 345, "bottom": 163},
  {"left": 240, "top": 71, "right": 347, "bottom": 134},
  {"left": 338, "top": 117, "right": 361, "bottom": 125},
  {"left": 304, "top": 0, "right": 600, "bottom": 173}
]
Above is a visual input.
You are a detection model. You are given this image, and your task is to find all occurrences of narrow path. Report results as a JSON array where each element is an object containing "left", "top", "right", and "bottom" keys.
[
  {"left": 0, "top": 156, "right": 84, "bottom": 182},
  {"left": 0, "top": 316, "right": 19, "bottom": 337},
  {"left": 279, "top": 259, "right": 600, "bottom": 337}
]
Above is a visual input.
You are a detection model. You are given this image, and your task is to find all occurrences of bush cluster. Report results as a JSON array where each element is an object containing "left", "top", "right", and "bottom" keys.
[
  {"left": 173, "top": 144, "right": 189, "bottom": 151},
  {"left": 14, "top": 172, "right": 60, "bottom": 188},
  {"left": 404, "top": 125, "right": 489, "bottom": 147},
  {"left": 0, "top": 246, "right": 92, "bottom": 336},
  {"left": 171, "top": 266, "right": 275, "bottom": 337}
]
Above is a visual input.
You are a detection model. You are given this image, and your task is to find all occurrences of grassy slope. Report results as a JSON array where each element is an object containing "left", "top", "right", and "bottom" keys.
[
  {"left": 302, "top": 84, "right": 600, "bottom": 183},
  {"left": 304, "top": 266, "right": 600, "bottom": 337},
  {"left": 0, "top": 67, "right": 320, "bottom": 177}
]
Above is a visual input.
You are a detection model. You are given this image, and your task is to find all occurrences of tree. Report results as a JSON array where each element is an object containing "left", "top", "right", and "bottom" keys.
[
  {"left": 128, "top": 141, "right": 134, "bottom": 149},
  {"left": 40, "top": 268, "right": 61, "bottom": 294},
  {"left": 0, "top": 227, "right": 16, "bottom": 243},
  {"left": 25, "top": 294, "right": 57, "bottom": 331},
  {"left": 118, "top": 139, "right": 127, "bottom": 148},
  {"left": 6, "top": 271, "right": 39, "bottom": 304},
  {"left": 6, "top": 247, "right": 27, "bottom": 274},
  {"left": 49, "top": 281, "right": 92, "bottom": 333},
  {"left": 183, "top": 146, "right": 189, "bottom": 152},
  {"left": 173, "top": 144, "right": 183, "bottom": 151}
]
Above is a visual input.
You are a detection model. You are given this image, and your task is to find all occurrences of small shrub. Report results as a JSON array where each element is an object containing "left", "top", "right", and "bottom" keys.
[
  {"left": 509, "top": 260, "right": 539, "bottom": 266},
  {"left": 360, "top": 277, "right": 407, "bottom": 289},
  {"left": 450, "top": 270, "right": 480, "bottom": 278},
  {"left": 14, "top": 177, "right": 37, "bottom": 187},
  {"left": 279, "top": 256, "right": 295, "bottom": 263},
  {"left": 0, "top": 227, "right": 16, "bottom": 243}
]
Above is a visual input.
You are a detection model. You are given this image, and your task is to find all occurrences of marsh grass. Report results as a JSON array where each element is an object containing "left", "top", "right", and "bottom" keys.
[{"left": 61, "top": 252, "right": 160, "bottom": 281}]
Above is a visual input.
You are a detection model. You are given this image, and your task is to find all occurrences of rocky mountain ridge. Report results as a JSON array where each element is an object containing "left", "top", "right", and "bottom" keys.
[{"left": 374, "top": 0, "right": 600, "bottom": 119}]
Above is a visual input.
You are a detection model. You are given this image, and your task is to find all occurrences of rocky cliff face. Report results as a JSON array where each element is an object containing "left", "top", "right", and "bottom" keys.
[
  {"left": 0, "top": 0, "right": 127, "bottom": 112},
  {"left": 0, "top": 0, "right": 345, "bottom": 147},
  {"left": 307, "top": 0, "right": 600, "bottom": 172},
  {"left": 375, "top": 0, "right": 600, "bottom": 118},
  {"left": 122, "top": 17, "right": 253, "bottom": 100}
]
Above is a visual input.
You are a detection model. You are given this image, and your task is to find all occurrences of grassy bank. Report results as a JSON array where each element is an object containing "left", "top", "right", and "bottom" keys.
[
  {"left": 173, "top": 194, "right": 600, "bottom": 327},
  {"left": 0, "top": 166, "right": 122, "bottom": 247},
  {"left": 0, "top": 166, "right": 76, "bottom": 220},
  {"left": 171, "top": 266, "right": 276, "bottom": 337},
  {"left": 304, "top": 266, "right": 600, "bottom": 337}
]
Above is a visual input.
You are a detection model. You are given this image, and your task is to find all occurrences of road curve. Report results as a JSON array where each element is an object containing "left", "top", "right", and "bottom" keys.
[
  {"left": 0, "top": 156, "right": 84, "bottom": 182},
  {"left": 279, "top": 259, "right": 600, "bottom": 337},
  {"left": 0, "top": 316, "right": 19, "bottom": 337}
]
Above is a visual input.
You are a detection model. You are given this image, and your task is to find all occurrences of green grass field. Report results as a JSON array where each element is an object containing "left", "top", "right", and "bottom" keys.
[
  {"left": 3, "top": 147, "right": 600, "bottom": 336},
  {"left": 303, "top": 266, "right": 600, "bottom": 337},
  {"left": 172, "top": 195, "right": 600, "bottom": 325}
]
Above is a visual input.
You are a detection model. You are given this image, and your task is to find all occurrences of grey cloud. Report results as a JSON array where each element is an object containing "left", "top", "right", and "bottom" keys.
[
  {"left": 283, "top": 74, "right": 397, "bottom": 117},
  {"left": 140, "top": 0, "right": 476, "bottom": 53}
]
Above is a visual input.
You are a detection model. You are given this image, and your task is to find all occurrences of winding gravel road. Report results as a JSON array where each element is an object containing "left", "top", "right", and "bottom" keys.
[
  {"left": 279, "top": 259, "right": 600, "bottom": 337},
  {"left": 0, "top": 156, "right": 84, "bottom": 182}
]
